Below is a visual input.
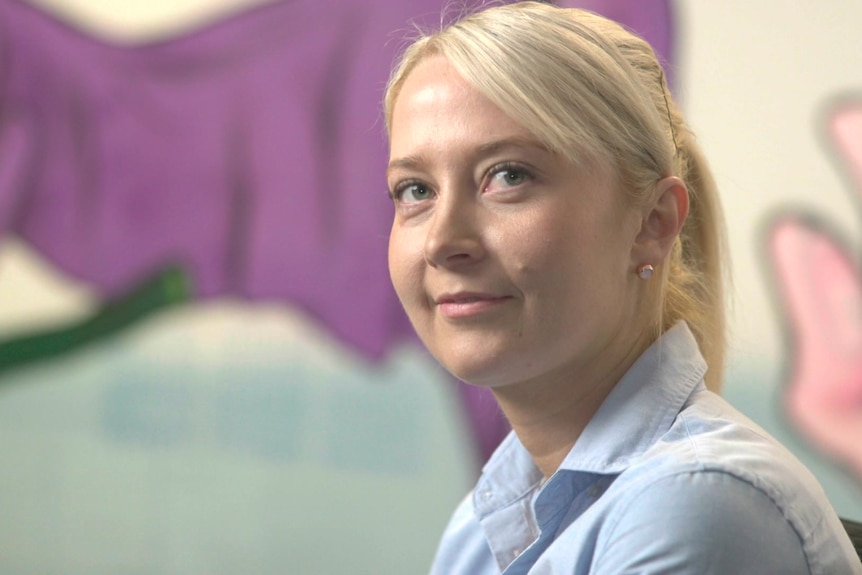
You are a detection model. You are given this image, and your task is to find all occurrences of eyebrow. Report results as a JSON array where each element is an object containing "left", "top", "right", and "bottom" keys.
[
  {"left": 386, "top": 136, "right": 549, "bottom": 177},
  {"left": 386, "top": 155, "right": 425, "bottom": 175},
  {"left": 476, "top": 136, "right": 549, "bottom": 157}
]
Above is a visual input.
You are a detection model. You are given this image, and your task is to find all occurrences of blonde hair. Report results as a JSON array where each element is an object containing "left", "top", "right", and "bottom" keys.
[{"left": 384, "top": 2, "right": 727, "bottom": 391}]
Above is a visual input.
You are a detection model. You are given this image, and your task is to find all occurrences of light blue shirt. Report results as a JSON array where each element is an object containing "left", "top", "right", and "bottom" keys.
[{"left": 430, "top": 323, "right": 862, "bottom": 574}]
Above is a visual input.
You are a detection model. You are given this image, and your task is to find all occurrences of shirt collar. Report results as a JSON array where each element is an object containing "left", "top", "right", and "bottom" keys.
[
  {"left": 475, "top": 322, "right": 707, "bottom": 516},
  {"left": 558, "top": 321, "right": 707, "bottom": 474}
]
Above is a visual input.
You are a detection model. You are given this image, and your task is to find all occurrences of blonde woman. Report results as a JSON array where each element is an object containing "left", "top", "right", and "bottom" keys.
[{"left": 383, "top": 2, "right": 860, "bottom": 574}]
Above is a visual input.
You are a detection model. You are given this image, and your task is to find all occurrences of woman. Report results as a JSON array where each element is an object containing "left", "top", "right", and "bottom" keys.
[{"left": 383, "top": 2, "right": 861, "bottom": 574}]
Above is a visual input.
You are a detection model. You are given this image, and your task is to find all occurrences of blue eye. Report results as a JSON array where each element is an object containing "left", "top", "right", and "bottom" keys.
[
  {"left": 486, "top": 165, "right": 531, "bottom": 193},
  {"left": 499, "top": 169, "right": 527, "bottom": 186},
  {"left": 396, "top": 183, "right": 433, "bottom": 204}
]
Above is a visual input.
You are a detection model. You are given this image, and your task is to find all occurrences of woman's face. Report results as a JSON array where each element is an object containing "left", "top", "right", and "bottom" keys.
[{"left": 387, "top": 56, "right": 646, "bottom": 391}]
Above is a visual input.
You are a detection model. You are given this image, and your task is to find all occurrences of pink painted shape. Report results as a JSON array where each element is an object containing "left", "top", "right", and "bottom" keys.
[{"left": 769, "top": 102, "right": 862, "bottom": 478}]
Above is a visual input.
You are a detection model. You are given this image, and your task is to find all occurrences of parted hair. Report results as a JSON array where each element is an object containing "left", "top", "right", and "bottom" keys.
[{"left": 383, "top": 1, "right": 728, "bottom": 391}]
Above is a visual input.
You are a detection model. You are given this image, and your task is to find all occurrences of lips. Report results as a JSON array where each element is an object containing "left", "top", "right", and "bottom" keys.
[{"left": 434, "top": 292, "right": 512, "bottom": 319}]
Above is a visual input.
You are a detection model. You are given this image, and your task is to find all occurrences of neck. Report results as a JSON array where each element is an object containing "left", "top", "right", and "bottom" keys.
[{"left": 492, "top": 332, "right": 652, "bottom": 479}]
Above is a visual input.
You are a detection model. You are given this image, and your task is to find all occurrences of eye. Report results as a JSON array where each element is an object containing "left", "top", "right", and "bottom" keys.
[
  {"left": 392, "top": 181, "right": 434, "bottom": 205},
  {"left": 485, "top": 164, "right": 532, "bottom": 193}
]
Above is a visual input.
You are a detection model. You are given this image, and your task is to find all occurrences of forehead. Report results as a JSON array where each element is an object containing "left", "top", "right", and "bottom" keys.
[
  {"left": 387, "top": 55, "right": 620, "bottom": 197},
  {"left": 388, "top": 56, "right": 538, "bottom": 159}
]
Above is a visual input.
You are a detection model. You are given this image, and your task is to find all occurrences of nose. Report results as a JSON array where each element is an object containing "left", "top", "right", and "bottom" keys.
[{"left": 424, "top": 192, "right": 485, "bottom": 268}]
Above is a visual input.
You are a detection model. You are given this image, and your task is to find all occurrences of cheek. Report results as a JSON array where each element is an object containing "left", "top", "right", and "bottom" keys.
[
  {"left": 388, "top": 226, "right": 424, "bottom": 305},
  {"left": 504, "top": 211, "right": 581, "bottom": 276},
  {"left": 387, "top": 227, "right": 406, "bottom": 292},
  {"left": 504, "top": 209, "right": 624, "bottom": 308},
  {"left": 488, "top": 205, "right": 563, "bottom": 268}
]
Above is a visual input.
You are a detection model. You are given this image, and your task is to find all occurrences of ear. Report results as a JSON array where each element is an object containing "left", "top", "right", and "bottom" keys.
[{"left": 631, "top": 176, "right": 689, "bottom": 267}]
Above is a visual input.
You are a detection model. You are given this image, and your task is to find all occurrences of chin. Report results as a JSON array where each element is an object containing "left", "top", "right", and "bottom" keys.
[
  {"left": 419, "top": 328, "right": 525, "bottom": 387},
  {"left": 437, "top": 354, "right": 518, "bottom": 389}
]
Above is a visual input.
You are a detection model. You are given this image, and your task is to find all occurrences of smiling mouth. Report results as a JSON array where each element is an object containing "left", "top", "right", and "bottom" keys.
[{"left": 435, "top": 294, "right": 512, "bottom": 319}]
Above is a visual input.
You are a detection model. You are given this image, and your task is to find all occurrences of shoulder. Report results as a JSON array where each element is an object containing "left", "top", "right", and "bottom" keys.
[
  {"left": 589, "top": 389, "right": 859, "bottom": 574},
  {"left": 593, "top": 469, "right": 811, "bottom": 574},
  {"left": 670, "top": 388, "right": 829, "bottom": 522}
]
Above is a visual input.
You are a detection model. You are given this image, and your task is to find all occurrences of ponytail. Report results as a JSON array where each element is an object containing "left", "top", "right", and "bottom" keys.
[{"left": 664, "top": 128, "right": 728, "bottom": 391}]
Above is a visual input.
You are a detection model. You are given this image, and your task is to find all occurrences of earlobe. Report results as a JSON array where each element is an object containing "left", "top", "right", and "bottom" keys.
[{"left": 632, "top": 176, "right": 689, "bottom": 267}]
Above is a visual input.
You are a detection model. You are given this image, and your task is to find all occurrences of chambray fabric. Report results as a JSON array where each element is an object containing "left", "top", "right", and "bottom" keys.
[{"left": 430, "top": 323, "right": 862, "bottom": 575}]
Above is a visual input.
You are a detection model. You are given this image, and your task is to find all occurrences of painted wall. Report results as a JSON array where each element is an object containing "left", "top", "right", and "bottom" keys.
[{"left": 0, "top": 0, "right": 860, "bottom": 572}]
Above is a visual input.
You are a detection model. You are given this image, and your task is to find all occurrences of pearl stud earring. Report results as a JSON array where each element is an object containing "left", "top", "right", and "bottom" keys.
[{"left": 637, "top": 264, "right": 654, "bottom": 279}]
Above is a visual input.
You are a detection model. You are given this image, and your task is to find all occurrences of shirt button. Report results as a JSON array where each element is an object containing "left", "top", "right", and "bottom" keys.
[
  {"left": 512, "top": 549, "right": 521, "bottom": 559},
  {"left": 481, "top": 490, "right": 493, "bottom": 501}
]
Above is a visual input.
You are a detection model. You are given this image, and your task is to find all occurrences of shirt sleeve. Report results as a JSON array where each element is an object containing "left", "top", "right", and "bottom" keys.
[{"left": 591, "top": 470, "right": 812, "bottom": 575}]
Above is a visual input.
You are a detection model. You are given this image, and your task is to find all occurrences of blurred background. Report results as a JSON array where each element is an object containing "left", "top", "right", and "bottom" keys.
[{"left": 0, "top": 0, "right": 860, "bottom": 572}]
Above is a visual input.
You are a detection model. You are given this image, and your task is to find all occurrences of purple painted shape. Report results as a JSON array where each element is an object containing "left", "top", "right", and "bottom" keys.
[
  {"left": 0, "top": 0, "right": 674, "bottom": 464},
  {"left": 0, "top": 0, "right": 435, "bottom": 359}
]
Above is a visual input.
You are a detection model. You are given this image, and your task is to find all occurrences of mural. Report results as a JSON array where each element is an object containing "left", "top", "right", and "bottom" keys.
[
  {"left": 766, "top": 96, "right": 862, "bottom": 481},
  {"left": 2, "top": 0, "right": 857, "bottom": 571}
]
